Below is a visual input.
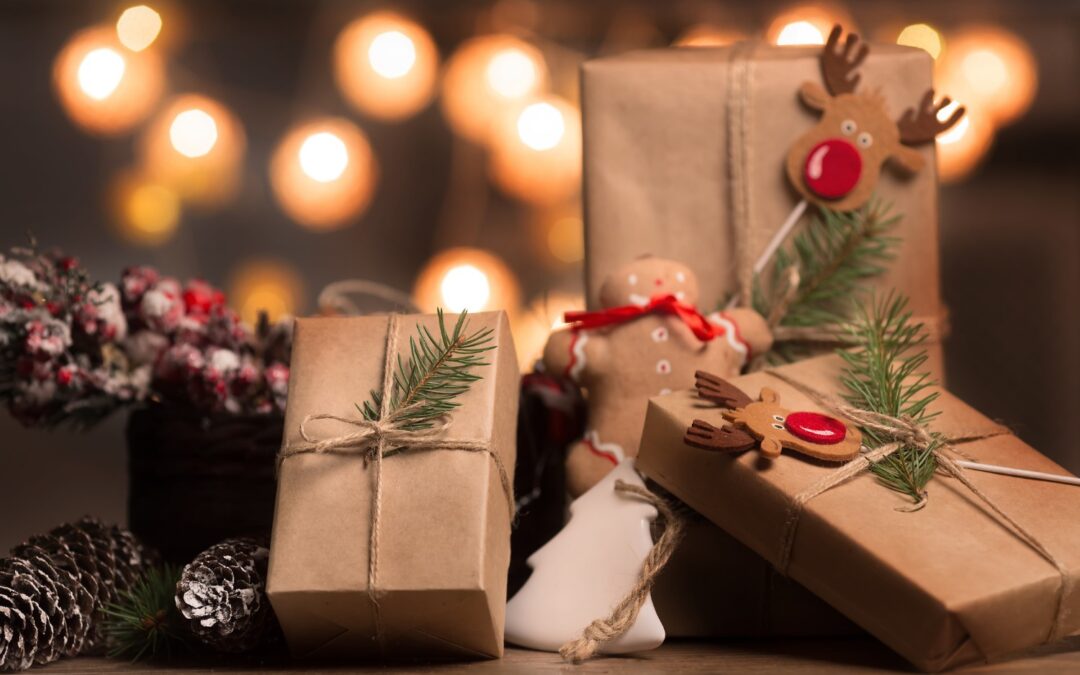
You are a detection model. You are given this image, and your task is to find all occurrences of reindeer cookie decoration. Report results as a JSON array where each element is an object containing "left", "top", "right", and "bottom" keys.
[
  {"left": 785, "top": 25, "right": 965, "bottom": 212},
  {"left": 684, "top": 371, "right": 862, "bottom": 462}
]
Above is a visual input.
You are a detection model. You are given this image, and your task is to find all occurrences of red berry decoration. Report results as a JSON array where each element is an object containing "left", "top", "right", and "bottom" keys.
[{"left": 784, "top": 411, "right": 847, "bottom": 445}]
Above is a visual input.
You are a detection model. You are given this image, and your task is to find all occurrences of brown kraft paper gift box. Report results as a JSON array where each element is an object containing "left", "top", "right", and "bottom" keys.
[
  {"left": 581, "top": 41, "right": 947, "bottom": 375},
  {"left": 267, "top": 311, "right": 519, "bottom": 660},
  {"left": 637, "top": 355, "right": 1080, "bottom": 671}
]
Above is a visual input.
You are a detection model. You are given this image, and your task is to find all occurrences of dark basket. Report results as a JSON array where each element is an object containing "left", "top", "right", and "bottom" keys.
[{"left": 126, "top": 404, "right": 283, "bottom": 563}]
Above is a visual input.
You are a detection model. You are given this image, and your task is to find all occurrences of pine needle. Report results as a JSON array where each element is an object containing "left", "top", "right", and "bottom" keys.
[
  {"left": 838, "top": 292, "right": 941, "bottom": 504},
  {"left": 754, "top": 198, "right": 900, "bottom": 332},
  {"left": 103, "top": 565, "right": 189, "bottom": 662},
  {"left": 360, "top": 309, "right": 495, "bottom": 431}
]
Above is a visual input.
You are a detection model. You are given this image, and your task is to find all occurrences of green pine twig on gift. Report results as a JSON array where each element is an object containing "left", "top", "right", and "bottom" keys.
[
  {"left": 838, "top": 291, "right": 941, "bottom": 505},
  {"left": 754, "top": 198, "right": 900, "bottom": 339},
  {"left": 103, "top": 564, "right": 189, "bottom": 662},
  {"left": 360, "top": 309, "right": 495, "bottom": 431}
]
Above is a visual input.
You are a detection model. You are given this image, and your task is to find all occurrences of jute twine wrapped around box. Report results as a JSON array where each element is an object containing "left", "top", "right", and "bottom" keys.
[{"left": 277, "top": 314, "right": 514, "bottom": 651}]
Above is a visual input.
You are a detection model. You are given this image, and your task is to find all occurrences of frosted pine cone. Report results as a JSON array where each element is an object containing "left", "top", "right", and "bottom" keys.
[
  {"left": 175, "top": 539, "right": 277, "bottom": 654},
  {"left": 0, "top": 518, "right": 155, "bottom": 671}
]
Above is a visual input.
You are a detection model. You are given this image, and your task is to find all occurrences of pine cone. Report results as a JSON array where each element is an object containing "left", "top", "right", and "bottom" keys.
[
  {"left": 176, "top": 538, "right": 277, "bottom": 654},
  {"left": 0, "top": 518, "right": 155, "bottom": 671}
]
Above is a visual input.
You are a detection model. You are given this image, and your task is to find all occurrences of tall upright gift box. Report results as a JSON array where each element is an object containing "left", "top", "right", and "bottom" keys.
[{"left": 267, "top": 312, "right": 519, "bottom": 659}]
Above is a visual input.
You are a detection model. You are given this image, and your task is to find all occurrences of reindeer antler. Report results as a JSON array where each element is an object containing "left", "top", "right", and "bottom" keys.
[
  {"left": 898, "top": 89, "right": 965, "bottom": 145},
  {"left": 694, "top": 371, "right": 754, "bottom": 409},
  {"left": 820, "top": 25, "right": 869, "bottom": 96},
  {"left": 684, "top": 419, "right": 757, "bottom": 453}
]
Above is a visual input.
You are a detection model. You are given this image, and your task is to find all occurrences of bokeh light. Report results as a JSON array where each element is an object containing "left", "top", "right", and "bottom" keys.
[
  {"left": 489, "top": 95, "right": 582, "bottom": 205},
  {"left": 938, "top": 25, "right": 1037, "bottom": 126},
  {"left": 109, "top": 170, "right": 181, "bottom": 246},
  {"left": 936, "top": 102, "right": 994, "bottom": 183},
  {"left": 766, "top": 5, "right": 854, "bottom": 46},
  {"left": 441, "top": 35, "right": 548, "bottom": 145},
  {"left": 334, "top": 12, "right": 438, "bottom": 121},
  {"left": 673, "top": 24, "right": 743, "bottom": 47},
  {"left": 116, "top": 5, "right": 162, "bottom": 52},
  {"left": 270, "top": 117, "right": 378, "bottom": 230},
  {"left": 547, "top": 214, "right": 584, "bottom": 264},
  {"left": 412, "top": 247, "right": 521, "bottom": 315},
  {"left": 230, "top": 260, "right": 305, "bottom": 326},
  {"left": 511, "top": 291, "right": 585, "bottom": 371},
  {"left": 53, "top": 25, "right": 164, "bottom": 134},
  {"left": 896, "top": 23, "right": 943, "bottom": 60},
  {"left": 141, "top": 94, "right": 245, "bottom": 207}
]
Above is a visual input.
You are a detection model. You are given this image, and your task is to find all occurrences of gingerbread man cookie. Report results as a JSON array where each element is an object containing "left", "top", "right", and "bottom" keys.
[{"left": 544, "top": 257, "right": 773, "bottom": 496}]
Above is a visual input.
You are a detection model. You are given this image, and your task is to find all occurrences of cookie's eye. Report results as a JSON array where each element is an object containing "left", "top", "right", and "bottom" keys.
[
  {"left": 840, "top": 119, "right": 857, "bottom": 135},
  {"left": 772, "top": 414, "right": 785, "bottom": 422},
  {"left": 675, "top": 271, "right": 686, "bottom": 283},
  {"left": 771, "top": 423, "right": 785, "bottom": 430},
  {"left": 857, "top": 132, "right": 873, "bottom": 148},
  {"left": 628, "top": 273, "right": 638, "bottom": 285}
]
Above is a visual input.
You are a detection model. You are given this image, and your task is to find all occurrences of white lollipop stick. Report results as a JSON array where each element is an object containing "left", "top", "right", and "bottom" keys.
[
  {"left": 954, "top": 460, "right": 1080, "bottom": 487},
  {"left": 726, "top": 199, "right": 809, "bottom": 310}
]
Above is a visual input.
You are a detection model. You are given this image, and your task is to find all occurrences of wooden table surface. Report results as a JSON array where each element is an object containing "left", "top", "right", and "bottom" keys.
[{"left": 41, "top": 637, "right": 1080, "bottom": 674}]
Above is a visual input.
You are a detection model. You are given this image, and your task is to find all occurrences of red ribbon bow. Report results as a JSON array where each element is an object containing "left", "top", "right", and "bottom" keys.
[{"left": 563, "top": 294, "right": 720, "bottom": 342}]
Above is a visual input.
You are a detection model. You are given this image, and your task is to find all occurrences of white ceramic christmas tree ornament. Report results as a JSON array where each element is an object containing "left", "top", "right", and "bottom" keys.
[{"left": 504, "top": 459, "right": 665, "bottom": 654}]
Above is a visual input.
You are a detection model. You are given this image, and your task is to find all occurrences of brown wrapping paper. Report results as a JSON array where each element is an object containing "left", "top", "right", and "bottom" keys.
[
  {"left": 637, "top": 355, "right": 1080, "bottom": 671},
  {"left": 581, "top": 42, "right": 946, "bottom": 374},
  {"left": 267, "top": 312, "right": 520, "bottom": 660}
]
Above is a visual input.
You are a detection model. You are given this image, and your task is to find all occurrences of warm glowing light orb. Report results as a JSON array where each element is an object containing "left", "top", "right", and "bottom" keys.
[
  {"left": 270, "top": 118, "right": 378, "bottom": 230},
  {"left": 490, "top": 95, "right": 581, "bottom": 205},
  {"left": 169, "top": 108, "right": 218, "bottom": 158},
  {"left": 776, "top": 21, "right": 825, "bottom": 46},
  {"left": 334, "top": 12, "right": 438, "bottom": 121},
  {"left": 441, "top": 35, "right": 548, "bottom": 144},
  {"left": 141, "top": 94, "right": 245, "bottom": 207},
  {"left": 547, "top": 215, "right": 584, "bottom": 264},
  {"left": 230, "top": 260, "right": 304, "bottom": 325},
  {"left": 77, "top": 48, "right": 126, "bottom": 100},
  {"left": 368, "top": 30, "right": 416, "bottom": 79},
  {"left": 440, "top": 265, "right": 492, "bottom": 313},
  {"left": 511, "top": 291, "right": 585, "bottom": 370},
  {"left": 413, "top": 248, "right": 521, "bottom": 315},
  {"left": 673, "top": 25, "right": 743, "bottom": 47},
  {"left": 298, "top": 132, "right": 350, "bottom": 183},
  {"left": 896, "top": 23, "right": 943, "bottom": 60},
  {"left": 938, "top": 25, "right": 1037, "bottom": 126},
  {"left": 936, "top": 104, "right": 994, "bottom": 183},
  {"left": 116, "top": 5, "right": 162, "bottom": 52},
  {"left": 110, "top": 171, "right": 181, "bottom": 246},
  {"left": 517, "top": 102, "right": 565, "bottom": 151},
  {"left": 766, "top": 5, "right": 854, "bottom": 47},
  {"left": 54, "top": 26, "right": 165, "bottom": 134}
]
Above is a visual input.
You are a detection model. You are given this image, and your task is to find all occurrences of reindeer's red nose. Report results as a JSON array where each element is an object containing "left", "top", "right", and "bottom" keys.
[
  {"left": 803, "top": 138, "right": 862, "bottom": 199},
  {"left": 785, "top": 412, "right": 847, "bottom": 445}
]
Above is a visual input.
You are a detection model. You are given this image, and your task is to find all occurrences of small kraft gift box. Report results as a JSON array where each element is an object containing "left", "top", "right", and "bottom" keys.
[
  {"left": 267, "top": 311, "right": 519, "bottom": 660},
  {"left": 637, "top": 354, "right": 1080, "bottom": 671}
]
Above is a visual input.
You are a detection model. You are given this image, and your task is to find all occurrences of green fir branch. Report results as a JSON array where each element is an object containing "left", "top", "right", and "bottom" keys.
[
  {"left": 754, "top": 198, "right": 900, "bottom": 330},
  {"left": 360, "top": 309, "right": 495, "bottom": 431},
  {"left": 837, "top": 292, "right": 941, "bottom": 504},
  {"left": 103, "top": 565, "right": 189, "bottom": 662}
]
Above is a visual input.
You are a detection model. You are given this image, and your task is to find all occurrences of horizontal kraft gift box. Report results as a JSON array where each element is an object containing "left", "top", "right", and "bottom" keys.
[
  {"left": 581, "top": 42, "right": 947, "bottom": 375},
  {"left": 267, "top": 312, "right": 520, "bottom": 660},
  {"left": 636, "top": 355, "right": 1080, "bottom": 671}
]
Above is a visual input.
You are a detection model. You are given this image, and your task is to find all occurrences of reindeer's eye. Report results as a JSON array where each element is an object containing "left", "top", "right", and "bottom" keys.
[
  {"left": 840, "top": 119, "right": 857, "bottom": 135},
  {"left": 771, "top": 423, "right": 785, "bottom": 430},
  {"left": 857, "top": 132, "right": 873, "bottom": 148},
  {"left": 772, "top": 414, "right": 785, "bottom": 422}
]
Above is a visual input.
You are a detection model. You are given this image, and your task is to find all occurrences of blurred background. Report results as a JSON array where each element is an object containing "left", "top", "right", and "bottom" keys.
[{"left": 0, "top": 0, "right": 1077, "bottom": 548}]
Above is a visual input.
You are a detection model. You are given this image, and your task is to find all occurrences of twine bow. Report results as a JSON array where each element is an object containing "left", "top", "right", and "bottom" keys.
[
  {"left": 765, "top": 370, "right": 1074, "bottom": 645},
  {"left": 277, "top": 314, "right": 514, "bottom": 651}
]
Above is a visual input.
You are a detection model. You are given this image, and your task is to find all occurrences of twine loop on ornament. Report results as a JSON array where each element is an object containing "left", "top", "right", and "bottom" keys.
[
  {"left": 765, "top": 369, "right": 1073, "bottom": 645},
  {"left": 559, "top": 480, "right": 687, "bottom": 664},
  {"left": 277, "top": 313, "right": 514, "bottom": 653}
]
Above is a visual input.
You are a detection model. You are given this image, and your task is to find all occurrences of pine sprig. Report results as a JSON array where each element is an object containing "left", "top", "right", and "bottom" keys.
[
  {"left": 361, "top": 309, "right": 495, "bottom": 431},
  {"left": 103, "top": 565, "right": 189, "bottom": 662},
  {"left": 755, "top": 198, "right": 900, "bottom": 331},
  {"left": 838, "top": 292, "right": 941, "bottom": 504}
]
